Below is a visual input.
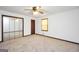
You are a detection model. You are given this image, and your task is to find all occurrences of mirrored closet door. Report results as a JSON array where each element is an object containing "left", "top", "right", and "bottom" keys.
[
  {"left": 2, "top": 15, "right": 24, "bottom": 42},
  {"left": 3, "top": 17, "right": 10, "bottom": 41},
  {"left": 9, "top": 17, "right": 15, "bottom": 40}
]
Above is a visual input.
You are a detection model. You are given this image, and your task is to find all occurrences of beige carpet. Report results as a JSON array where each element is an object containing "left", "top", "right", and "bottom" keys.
[{"left": 0, "top": 34, "right": 79, "bottom": 52}]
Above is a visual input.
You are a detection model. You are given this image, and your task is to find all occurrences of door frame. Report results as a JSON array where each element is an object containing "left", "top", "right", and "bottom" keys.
[{"left": 1, "top": 15, "right": 24, "bottom": 42}]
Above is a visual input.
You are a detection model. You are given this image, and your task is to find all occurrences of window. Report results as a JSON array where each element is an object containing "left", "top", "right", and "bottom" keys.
[{"left": 41, "top": 18, "right": 48, "bottom": 31}]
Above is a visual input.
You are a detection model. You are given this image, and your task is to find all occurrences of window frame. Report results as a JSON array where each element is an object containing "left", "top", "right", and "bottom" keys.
[{"left": 41, "top": 18, "right": 48, "bottom": 31}]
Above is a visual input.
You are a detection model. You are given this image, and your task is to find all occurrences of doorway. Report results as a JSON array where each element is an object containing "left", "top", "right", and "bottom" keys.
[
  {"left": 2, "top": 15, "right": 24, "bottom": 42},
  {"left": 31, "top": 20, "right": 35, "bottom": 34}
]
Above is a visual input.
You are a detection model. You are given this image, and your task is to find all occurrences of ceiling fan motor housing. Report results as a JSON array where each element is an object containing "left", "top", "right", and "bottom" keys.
[{"left": 33, "top": 7, "right": 37, "bottom": 11}]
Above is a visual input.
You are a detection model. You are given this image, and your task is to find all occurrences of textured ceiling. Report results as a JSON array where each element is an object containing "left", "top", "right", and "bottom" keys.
[{"left": 0, "top": 6, "right": 79, "bottom": 17}]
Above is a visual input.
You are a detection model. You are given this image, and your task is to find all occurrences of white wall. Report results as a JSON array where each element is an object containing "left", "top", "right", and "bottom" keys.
[
  {"left": 0, "top": 10, "right": 31, "bottom": 41},
  {"left": 36, "top": 8, "right": 79, "bottom": 43}
]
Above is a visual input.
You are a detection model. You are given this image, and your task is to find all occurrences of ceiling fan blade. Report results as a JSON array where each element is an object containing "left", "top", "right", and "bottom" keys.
[
  {"left": 39, "top": 11, "right": 44, "bottom": 14},
  {"left": 24, "top": 9, "right": 33, "bottom": 12},
  {"left": 24, "top": 9, "right": 32, "bottom": 11},
  {"left": 39, "top": 9, "right": 47, "bottom": 12}
]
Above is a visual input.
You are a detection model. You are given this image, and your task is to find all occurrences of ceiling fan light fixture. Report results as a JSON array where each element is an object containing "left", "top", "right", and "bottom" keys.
[
  {"left": 36, "top": 6, "right": 40, "bottom": 9},
  {"left": 33, "top": 11, "right": 38, "bottom": 15}
]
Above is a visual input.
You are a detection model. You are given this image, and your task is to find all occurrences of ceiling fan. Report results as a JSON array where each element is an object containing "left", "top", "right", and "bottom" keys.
[{"left": 24, "top": 6, "right": 46, "bottom": 15}]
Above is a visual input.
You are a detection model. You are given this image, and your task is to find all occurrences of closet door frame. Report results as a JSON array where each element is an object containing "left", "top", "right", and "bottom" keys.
[{"left": 1, "top": 15, "right": 24, "bottom": 42}]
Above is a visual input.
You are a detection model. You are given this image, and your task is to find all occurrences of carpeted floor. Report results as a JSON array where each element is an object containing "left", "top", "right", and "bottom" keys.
[{"left": 0, "top": 34, "right": 79, "bottom": 52}]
